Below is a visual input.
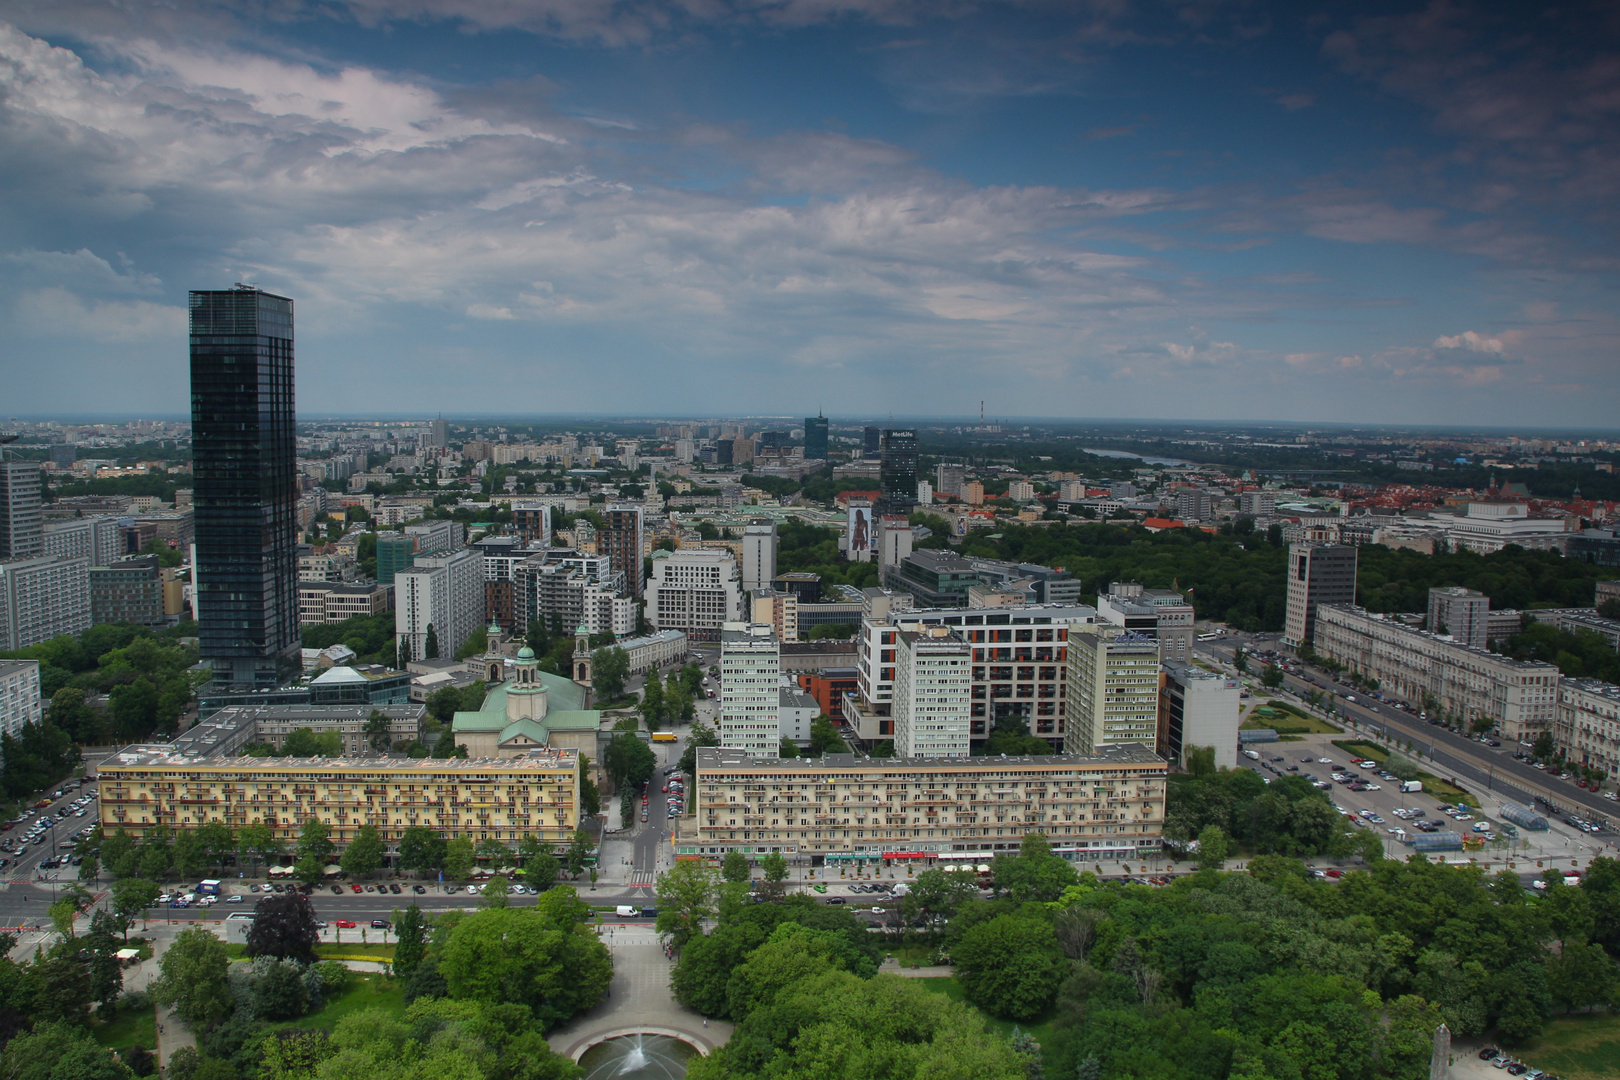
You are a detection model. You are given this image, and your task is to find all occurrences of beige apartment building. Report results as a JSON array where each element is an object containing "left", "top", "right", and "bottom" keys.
[
  {"left": 678, "top": 745, "right": 1165, "bottom": 865},
  {"left": 1313, "top": 604, "right": 1560, "bottom": 741},
  {"left": 97, "top": 746, "right": 580, "bottom": 850},
  {"left": 1555, "top": 678, "right": 1620, "bottom": 781}
]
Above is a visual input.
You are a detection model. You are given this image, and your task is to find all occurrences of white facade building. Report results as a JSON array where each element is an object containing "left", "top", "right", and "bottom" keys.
[
  {"left": 1160, "top": 661, "right": 1241, "bottom": 770},
  {"left": 892, "top": 626, "right": 973, "bottom": 757},
  {"left": 1313, "top": 604, "right": 1560, "bottom": 741},
  {"left": 0, "top": 555, "right": 91, "bottom": 650},
  {"left": 644, "top": 549, "right": 745, "bottom": 642},
  {"left": 1555, "top": 679, "right": 1620, "bottom": 780},
  {"left": 0, "top": 659, "right": 43, "bottom": 739},
  {"left": 1063, "top": 628, "right": 1161, "bottom": 756},
  {"left": 742, "top": 520, "right": 777, "bottom": 593},
  {"left": 1008, "top": 480, "right": 1036, "bottom": 502},
  {"left": 394, "top": 549, "right": 483, "bottom": 663},
  {"left": 1426, "top": 501, "right": 1572, "bottom": 554},
  {"left": 721, "top": 623, "right": 781, "bottom": 758},
  {"left": 615, "top": 629, "right": 690, "bottom": 676},
  {"left": 42, "top": 515, "right": 122, "bottom": 567}
]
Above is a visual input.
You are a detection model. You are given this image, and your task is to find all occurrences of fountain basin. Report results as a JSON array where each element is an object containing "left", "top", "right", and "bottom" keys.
[{"left": 577, "top": 1032, "right": 701, "bottom": 1079}]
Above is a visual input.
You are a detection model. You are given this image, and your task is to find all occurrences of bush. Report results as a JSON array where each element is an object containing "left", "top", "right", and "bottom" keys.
[
  {"left": 316, "top": 960, "right": 349, "bottom": 996},
  {"left": 126, "top": 1044, "right": 156, "bottom": 1077},
  {"left": 250, "top": 958, "right": 311, "bottom": 1021}
]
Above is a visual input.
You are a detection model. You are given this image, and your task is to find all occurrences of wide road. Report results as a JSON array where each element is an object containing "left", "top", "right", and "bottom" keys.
[{"left": 1195, "top": 632, "right": 1618, "bottom": 828}]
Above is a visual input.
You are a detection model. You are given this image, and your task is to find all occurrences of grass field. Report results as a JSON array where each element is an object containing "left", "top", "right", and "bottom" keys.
[
  {"left": 315, "top": 943, "right": 396, "bottom": 961},
  {"left": 1518, "top": 1012, "right": 1620, "bottom": 1080},
  {"left": 91, "top": 1001, "right": 156, "bottom": 1055},
  {"left": 1243, "top": 702, "right": 1342, "bottom": 735},
  {"left": 260, "top": 973, "right": 406, "bottom": 1035},
  {"left": 913, "top": 976, "right": 1057, "bottom": 1054}
]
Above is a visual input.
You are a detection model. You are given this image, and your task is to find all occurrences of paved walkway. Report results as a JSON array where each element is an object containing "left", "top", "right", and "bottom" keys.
[
  {"left": 547, "top": 929, "right": 732, "bottom": 1062},
  {"left": 146, "top": 934, "right": 196, "bottom": 1071},
  {"left": 878, "top": 959, "right": 953, "bottom": 978}
]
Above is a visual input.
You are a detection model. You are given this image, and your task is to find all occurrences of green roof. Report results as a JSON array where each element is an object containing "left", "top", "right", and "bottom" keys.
[{"left": 450, "top": 668, "right": 599, "bottom": 740}]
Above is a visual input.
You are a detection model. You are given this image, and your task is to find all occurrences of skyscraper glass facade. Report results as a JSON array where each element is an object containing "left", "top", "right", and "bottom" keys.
[
  {"left": 803, "top": 416, "right": 829, "bottom": 460},
  {"left": 190, "top": 287, "right": 299, "bottom": 688}
]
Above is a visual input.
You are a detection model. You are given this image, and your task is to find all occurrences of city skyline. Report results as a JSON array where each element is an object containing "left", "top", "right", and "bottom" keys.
[{"left": 1, "top": 2, "right": 1617, "bottom": 426}]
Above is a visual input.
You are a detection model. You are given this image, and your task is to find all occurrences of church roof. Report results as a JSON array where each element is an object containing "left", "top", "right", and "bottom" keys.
[{"left": 450, "top": 667, "right": 596, "bottom": 736}]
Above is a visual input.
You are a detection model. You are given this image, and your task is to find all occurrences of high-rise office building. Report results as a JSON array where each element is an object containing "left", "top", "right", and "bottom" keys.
[
  {"left": 803, "top": 415, "right": 829, "bottom": 460},
  {"left": 1283, "top": 542, "right": 1358, "bottom": 647},
  {"left": 720, "top": 622, "right": 781, "bottom": 758},
  {"left": 428, "top": 416, "right": 449, "bottom": 448},
  {"left": 1159, "top": 661, "right": 1241, "bottom": 770},
  {"left": 0, "top": 460, "right": 43, "bottom": 560},
  {"left": 879, "top": 429, "right": 919, "bottom": 512},
  {"left": 190, "top": 286, "right": 300, "bottom": 688},
  {"left": 863, "top": 426, "right": 881, "bottom": 460},
  {"left": 742, "top": 519, "right": 778, "bottom": 593},
  {"left": 603, "top": 503, "right": 645, "bottom": 599}
]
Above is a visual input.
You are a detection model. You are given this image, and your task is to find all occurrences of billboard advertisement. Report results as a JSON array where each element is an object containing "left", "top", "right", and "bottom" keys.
[{"left": 846, "top": 500, "right": 872, "bottom": 561}]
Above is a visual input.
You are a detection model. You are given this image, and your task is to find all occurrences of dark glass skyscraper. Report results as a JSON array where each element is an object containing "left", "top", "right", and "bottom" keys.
[
  {"left": 879, "top": 428, "right": 919, "bottom": 512},
  {"left": 803, "top": 415, "right": 829, "bottom": 460},
  {"left": 190, "top": 286, "right": 299, "bottom": 688},
  {"left": 862, "top": 425, "right": 881, "bottom": 459}
]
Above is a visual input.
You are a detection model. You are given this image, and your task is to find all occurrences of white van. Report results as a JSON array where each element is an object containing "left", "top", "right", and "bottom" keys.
[{"left": 615, "top": 905, "right": 638, "bottom": 918}]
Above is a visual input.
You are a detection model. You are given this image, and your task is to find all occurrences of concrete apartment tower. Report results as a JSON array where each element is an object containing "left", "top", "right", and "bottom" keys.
[
  {"left": 1283, "top": 542, "right": 1358, "bottom": 648},
  {"left": 603, "top": 503, "right": 645, "bottom": 600},
  {"left": 1428, "top": 586, "right": 1490, "bottom": 649},
  {"left": 742, "top": 519, "right": 778, "bottom": 593},
  {"left": 0, "top": 458, "right": 43, "bottom": 560},
  {"left": 720, "top": 622, "right": 781, "bottom": 758},
  {"left": 892, "top": 625, "right": 973, "bottom": 757},
  {"left": 190, "top": 286, "right": 300, "bottom": 688},
  {"left": 1064, "top": 628, "right": 1161, "bottom": 755}
]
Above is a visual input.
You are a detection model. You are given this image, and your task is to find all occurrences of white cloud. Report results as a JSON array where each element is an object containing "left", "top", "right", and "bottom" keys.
[
  {"left": 1434, "top": 330, "right": 1505, "bottom": 354},
  {"left": 11, "top": 287, "right": 185, "bottom": 342}
]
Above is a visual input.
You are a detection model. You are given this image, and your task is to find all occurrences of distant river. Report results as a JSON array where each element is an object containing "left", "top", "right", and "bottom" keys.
[{"left": 1082, "top": 447, "right": 1195, "bottom": 467}]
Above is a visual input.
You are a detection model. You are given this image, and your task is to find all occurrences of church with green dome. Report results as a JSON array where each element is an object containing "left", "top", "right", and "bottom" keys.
[{"left": 450, "top": 624, "right": 605, "bottom": 761}]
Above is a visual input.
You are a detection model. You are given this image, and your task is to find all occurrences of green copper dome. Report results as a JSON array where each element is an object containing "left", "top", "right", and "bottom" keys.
[{"left": 517, "top": 646, "right": 536, "bottom": 660}]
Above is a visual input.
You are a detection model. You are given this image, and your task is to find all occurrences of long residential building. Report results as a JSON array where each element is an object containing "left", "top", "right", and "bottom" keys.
[
  {"left": 679, "top": 744, "right": 1166, "bottom": 864},
  {"left": 42, "top": 515, "right": 123, "bottom": 567},
  {"left": 1063, "top": 629, "right": 1162, "bottom": 756},
  {"left": 514, "top": 549, "right": 635, "bottom": 638},
  {"left": 0, "top": 659, "right": 42, "bottom": 739},
  {"left": 0, "top": 555, "right": 91, "bottom": 650},
  {"left": 851, "top": 603, "right": 1099, "bottom": 747},
  {"left": 1555, "top": 679, "right": 1620, "bottom": 781},
  {"left": 1313, "top": 604, "right": 1560, "bottom": 741},
  {"left": 95, "top": 745, "right": 580, "bottom": 850}
]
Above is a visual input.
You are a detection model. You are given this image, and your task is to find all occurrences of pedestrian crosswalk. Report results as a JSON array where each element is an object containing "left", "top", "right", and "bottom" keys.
[{"left": 628, "top": 870, "right": 656, "bottom": 885}]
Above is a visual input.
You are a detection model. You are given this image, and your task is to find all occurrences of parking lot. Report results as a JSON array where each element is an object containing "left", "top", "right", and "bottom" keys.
[{"left": 2, "top": 780, "right": 98, "bottom": 879}]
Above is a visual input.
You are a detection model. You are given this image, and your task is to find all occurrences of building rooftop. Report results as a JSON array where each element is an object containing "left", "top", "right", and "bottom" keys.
[
  {"left": 696, "top": 743, "right": 1165, "bottom": 771},
  {"left": 100, "top": 744, "right": 577, "bottom": 772}
]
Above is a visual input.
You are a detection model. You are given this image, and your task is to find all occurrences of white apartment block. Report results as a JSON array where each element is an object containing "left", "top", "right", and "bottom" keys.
[
  {"left": 1313, "top": 604, "right": 1560, "bottom": 741},
  {"left": 394, "top": 549, "right": 483, "bottom": 662},
  {"left": 854, "top": 604, "right": 1099, "bottom": 745},
  {"left": 720, "top": 623, "right": 781, "bottom": 758},
  {"left": 42, "top": 515, "right": 122, "bottom": 567},
  {"left": 299, "top": 582, "right": 391, "bottom": 626},
  {"left": 1554, "top": 679, "right": 1620, "bottom": 780},
  {"left": 0, "top": 555, "right": 91, "bottom": 651},
  {"left": 1160, "top": 661, "right": 1241, "bottom": 770},
  {"left": 892, "top": 627, "right": 973, "bottom": 757},
  {"left": 614, "top": 629, "right": 690, "bottom": 677},
  {"left": 1008, "top": 480, "right": 1036, "bottom": 501},
  {"left": 1063, "top": 628, "right": 1161, "bottom": 756},
  {"left": 404, "top": 519, "right": 465, "bottom": 555},
  {"left": 644, "top": 549, "right": 744, "bottom": 642},
  {"left": 0, "top": 659, "right": 43, "bottom": 739},
  {"left": 682, "top": 744, "right": 1167, "bottom": 862}
]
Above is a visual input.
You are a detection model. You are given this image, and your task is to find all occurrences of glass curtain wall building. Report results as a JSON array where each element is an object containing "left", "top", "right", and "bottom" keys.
[
  {"left": 803, "top": 415, "right": 829, "bottom": 460},
  {"left": 190, "top": 286, "right": 300, "bottom": 688}
]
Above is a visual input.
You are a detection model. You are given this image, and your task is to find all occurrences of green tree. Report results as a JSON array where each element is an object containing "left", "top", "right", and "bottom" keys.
[
  {"left": 479, "top": 874, "right": 511, "bottom": 909},
  {"left": 903, "top": 867, "right": 980, "bottom": 927},
  {"left": 0, "top": 1022, "right": 136, "bottom": 1080},
  {"left": 437, "top": 891, "right": 612, "bottom": 1030},
  {"left": 423, "top": 623, "right": 440, "bottom": 660},
  {"left": 109, "top": 877, "right": 160, "bottom": 941},
  {"left": 721, "top": 849, "right": 751, "bottom": 884},
  {"left": 339, "top": 824, "right": 385, "bottom": 878},
  {"left": 237, "top": 822, "right": 281, "bottom": 870},
  {"left": 397, "top": 825, "right": 446, "bottom": 875},
  {"left": 991, "top": 832, "right": 1079, "bottom": 902},
  {"left": 638, "top": 677, "right": 664, "bottom": 728},
  {"left": 1546, "top": 941, "right": 1616, "bottom": 1013},
  {"left": 247, "top": 891, "right": 322, "bottom": 963},
  {"left": 298, "top": 817, "right": 334, "bottom": 863},
  {"left": 1234, "top": 648, "right": 1249, "bottom": 674},
  {"left": 1261, "top": 663, "right": 1284, "bottom": 689},
  {"left": 293, "top": 851, "right": 325, "bottom": 886},
  {"left": 1184, "top": 745, "right": 1216, "bottom": 778},
  {"left": 251, "top": 958, "right": 311, "bottom": 1021},
  {"left": 578, "top": 756, "right": 601, "bottom": 817},
  {"left": 759, "top": 851, "right": 789, "bottom": 902},
  {"left": 362, "top": 709, "right": 394, "bottom": 752},
  {"left": 603, "top": 729, "right": 657, "bottom": 791},
  {"left": 807, "top": 717, "right": 846, "bottom": 757},
  {"left": 392, "top": 904, "right": 427, "bottom": 981},
  {"left": 1196, "top": 824, "right": 1231, "bottom": 871},
  {"left": 778, "top": 738, "right": 800, "bottom": 758},
  {"left": 656, "top": 859, "right": 719, "bottom": 949},
  {"left": 150, "top": 926, "right": 234, "bottom": 1028},
  {"left": 565, "top": 831, "right": 591, "bottom": 879},
  {"left": 444, "top": 836, "right": 477, "bottom": 881},
  {"left": 101, "top": 827, "right": 138, "bottom": 879},
  {"left": 280, "top": 727, "right": 342, "bottom": 758},
  {"left": 678, "top": 722, "right": 720, "bottom": 775},
  {"left": 592, "top": 646, "right": 630, "bottom": 701}
]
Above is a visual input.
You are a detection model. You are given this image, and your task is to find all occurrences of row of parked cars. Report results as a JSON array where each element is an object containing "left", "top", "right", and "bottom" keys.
[
  {"left": 1479, "top": 1046, "right": 1556, "bottom": 1077},
  {"left": 3, "top": 789, "right": 96, "bottom": 858}
]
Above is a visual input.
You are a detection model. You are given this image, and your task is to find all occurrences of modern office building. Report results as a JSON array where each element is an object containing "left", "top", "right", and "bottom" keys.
[
  {"left": 1174, "top": 489, "right": 1213, "bottom": 523},
  {"left": 803, "top": 416, "right": 829, "bottom": 461},
  {"left": 878, "top": 429, "right": 919, "bottom": 512},
  {"left": 1428, "top": 586, "right": 1491, "bottom": 650},
  {"left": 514, "top": 549, "right": 635, "bottom": 638},
  {"left": 395, "top": 549, "right": 483, "bottom": 663},
  {"left": 720, "top": 623, "right": 782, "bottom": 758},
  {"left": 644, "top": 549, "right": 745, "bottom": 642},
  {"left": 0, "top": 460, "right": 43, "bottom": 560},
  {"left": 0, "top": 659, "right": 42, "bottom": 739},
  {"left": 1314, "top": 604, "right": 1560, "bottom": 741},
  {"left": 97, "top": 744, "right": 581, "bottom": 850},
  {"left": 0, "top": 555, "right": 91, "bottom": 650},
  {"left": 892, "top": 625, "right": 973, "bottom": 757},
  {"left": 603, "top": 503, "right": 645, "bottom": 599},
  {"left": 1063, "top": 628, "right": 1161, "bottom": 756},
  {"left": 42, "top": 515, "right": 123, "bottom": 568},
  {"left": 428, "top": 416, "right": 449, "bottom": 448},
  {"left": 1158, "top": 662, "right": 1241, "bottom": 770},
  {"left": 680, "top": 744, "right": 1166, "bottom": 864},
  {"left": 863, "top": 426, "right": 882, "bottom": 460},
  {"left": 1283, "top": 542, "right": 1358, "bottom": 647},
  {"left": 89, "top": 555, "right": 166, "bottom": 626},
  {"left": 742, "top": 519, "right": 778, "bottom": 593},
  {"left": 190, "top": 286, "right": 300, "bottom": 688},
  {"left": 299, "top": 581, "right": 392, "bottom": 626},
  {"left": 889, "top": 549, "right": 981, "bottom": 608}
]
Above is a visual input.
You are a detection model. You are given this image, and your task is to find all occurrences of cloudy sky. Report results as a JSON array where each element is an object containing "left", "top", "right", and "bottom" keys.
[{"left": 1, "top": 1, "right": 1616, "bottom": 426}]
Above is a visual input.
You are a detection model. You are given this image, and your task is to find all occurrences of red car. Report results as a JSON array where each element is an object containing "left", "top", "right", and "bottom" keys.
[
  {"left": 350, "top": 883, "right": 362, "bottom": 893},
  {"left": 334, "top": 919, "right": 357, "bottom": 928}
]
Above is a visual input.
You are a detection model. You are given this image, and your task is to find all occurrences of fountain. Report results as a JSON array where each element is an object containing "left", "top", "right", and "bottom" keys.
[{"left": 578, "top": 1034, "right": 698, "bottom": 1079}]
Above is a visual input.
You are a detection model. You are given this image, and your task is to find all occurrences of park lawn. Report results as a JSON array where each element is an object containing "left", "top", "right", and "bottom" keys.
[
  {"left": 315, "top": 942, "right": 395, "bottom": 960},
  {"left": 1244, "top": 702, "right": 1341, "bottom": 735},
  {"left": 887, "top": 945, "right": 937, "bottom": 968},
  {"left": 261, "top": 973, "right": 406, "bottom": 1034},
  {"left": 913, "top": 976, "right": 1057, "bottom": 1055},
  {"left": 91, "top": 1001, "right": 156, "bottom": 1055},
  {"left": 1332, "top": 740, "right": 1477, "bottom": 807},
  {"left": 1518, "top": 1012, "right": 1620, "bottom": 1080}
]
